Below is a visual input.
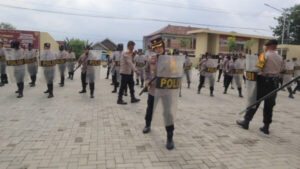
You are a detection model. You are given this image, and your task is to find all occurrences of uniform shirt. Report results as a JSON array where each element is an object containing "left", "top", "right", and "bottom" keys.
[
  {"left": 120, "top": 49, "right": 136, "bottom": 75},
  {"left": 67, "top": 52, "right": 76, "bottom": 60},
  {"left": 255, "top": 50, "right": 283, "bottom": 77},
  {"left": 78, "top": 53, "right": 89, "bottom": 73},
  {"left": 25, "top": 49, "right": 38, "bottom": 59},
  {"left": 0, "top": 47, "right": 5, "bottom": 57},
  {"left": 225, "top": 59, "right": 234, "bottom": 76},
  {"left": 145, "top": 54, "right": 158, "bottom": 96},
  {"left": 13, "top": 49, "right": 25, "bottom": 71},
  {"left": 134, "top": 54, "right": 146, "bottom": 69},
  {"left": 184, "top": 57, "right": 192, "bottom": 67},
  {"left": 222, "top": 58, "right": 229, "bottom": 71},
  {"left": 57, "top": 51, "right": 67, "bottom": 60},
  {"left": 293, "top": 60, "right": 300, "bottom": 77}
]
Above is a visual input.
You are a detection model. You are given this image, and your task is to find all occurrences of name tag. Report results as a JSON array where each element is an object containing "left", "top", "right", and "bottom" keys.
[
  {"left": 56, "top": 59, "right": 66, "bottom": 64},
  {"left": 87, "top": 60, "right": 101, "bottom": 66},
  {"left": 136, "top": 62, "right": 145, "bottom": 67},
  {"left": 294, "top": 66, "right": 300, "bottom": 70},
  {"left": 7, "top": 59, "right": 25, "bottom": 66},
  {"left": 0, "top": 56, "right": 5, "bottom": 61},
  {"left": 156, "top": 77, "right": 181, "bottom": 89},
  {"left": 184, "top": 66, "right": 191, "bottom": 70},
  {"left": 206, "top": 68, "right": 217, "bottom": 73},
  {"left": 115, "top": 61, "right": 120, "bottom": 66},
  {"left": 246, "top": 71, "right": 257, "bottom": 81},
  {"left": 25, "top": 57, "right": 37, "bottom": 64},
  {"left": 285, "top": 70, "right": 294, "bottom": 74},
  {"left": 41, "top": 61, "right": 56, "bottom": 67},
  {"left": 234, "top": 69, "right": 244, "bottom": 74}
]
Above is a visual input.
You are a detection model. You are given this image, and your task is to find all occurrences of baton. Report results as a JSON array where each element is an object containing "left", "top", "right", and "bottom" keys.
[
  {"left": 238, "top": 75, "right": 300, "bottom": 115},
  {"left": 139, "top": 77, "right": 157, "bottom": 96},
  {"left": 72, "top": 66, "right": 80, "bottom": 73}
]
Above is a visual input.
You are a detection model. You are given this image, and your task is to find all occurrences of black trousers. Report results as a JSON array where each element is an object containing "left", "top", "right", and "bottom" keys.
[
  {"left": 293, "top": 80, "right": 300, "bottom": 93},
  {"left": 224, "top": 74, "right": 233, "bottom": 89},
  {"left": 218, "top": 69, "right": 222, "bottom": 81},
  {"left": 145, "top": 94, "right": 174, "bottom": 133},
  {"left": 198, "top": 75, "right": 205, "bottom": 91},
  {"left": 118, "top": 74, "right": 135, "bottom": 100},
  {"left": 81, "top": 72, "right": 87, "bottom": 90},
  {"left": 244, "top": 76, "right": 279, "bottom": 124},
  {"left": 106, "top": 67, "right": 111, "bottom": 78}
]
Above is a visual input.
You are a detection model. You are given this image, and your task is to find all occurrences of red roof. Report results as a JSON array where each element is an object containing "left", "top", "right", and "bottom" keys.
[{"left": 146, "top": 25, "right": 200, "bottom": 37}]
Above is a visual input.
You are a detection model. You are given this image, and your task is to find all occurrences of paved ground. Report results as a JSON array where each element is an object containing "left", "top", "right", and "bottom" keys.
[{"left": 0, "top": 68, "right": 299, "bottom": 169}]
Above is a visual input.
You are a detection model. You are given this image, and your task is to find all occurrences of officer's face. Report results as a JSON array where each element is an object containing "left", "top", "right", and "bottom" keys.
[
  {"left": 84, "top": 49, "right": 89, "bottom": 54},
  {"left": 154, "top": 46, "right": 163, "bottom": 55},
  {"left": 128, "top": 44, "right": 134, "bottom": 51}
]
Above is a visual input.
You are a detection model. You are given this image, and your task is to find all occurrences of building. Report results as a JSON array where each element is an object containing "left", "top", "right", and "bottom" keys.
[
  {"left": 187, "top": 29, "right": 275, "bottom": 65},
  {"left": 92, "top": 38, "right": 117, "bottom": 51},
  {"left": 277, "top": 44, "right": 300, "bottom": 60},
  {"left": 143, "top": 25, "right": 199, "bottom": 56}
]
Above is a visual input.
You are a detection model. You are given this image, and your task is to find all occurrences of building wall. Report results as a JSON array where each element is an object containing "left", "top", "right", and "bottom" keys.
[
  {"left": 278, "top": 44, "right": 300, "bottom": 60},
  {"left": 39, "top": 32, "right": 59, "bottom": 54},
  {"left": 207, "top": 34, "right": 219, "bottom": 55}
]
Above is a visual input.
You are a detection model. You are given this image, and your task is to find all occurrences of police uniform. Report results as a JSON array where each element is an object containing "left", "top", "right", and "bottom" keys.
[
  {"left": 41, "top": 43, "right": 56, "bottom": 98},
  {"left": 66, "top": 48, "right": 76, "bottom": 80},
  {"left": 134, "top": 51, "right": 146, "bottom": 87},
  {"left": 223, "top": 57, "right": 234, "bottom": 94},
  {"left": 232, "top": 56, "right": 244, "bottom": 97},
  {"left": 106, "top": 54, "right": 112, "bottom": 79},
  {"left": 117, "top": 41, "right": 140, "bottom": 105},
  {"left": 293, "top": 58, "right": 300, "bottom": 94},
  {"left": 217, "top": 57, "right": 224, "bottom": 82},
  {"left": 282, "top": 60, "right": 295, "bottom": 98},
  {"left": 237, "top": 40, "right": 283, "bottom": 134},
  {"left": 0, "top": 40, "right": 8, "bottom": 86},
  {"left": 57, "top": 46, "right": 67, "bottom": 87},
  {"left": 78, "top": 49, "right": 89, "bottom": 93},
  {"left": 111, "top": 44, "right": 122, "bottom": 93},
  {"left": 183, "top": 54, "right": 192, "bottom": 88},
  {"left": 24, "top": 43, "right": 38, "bottom": 87}
]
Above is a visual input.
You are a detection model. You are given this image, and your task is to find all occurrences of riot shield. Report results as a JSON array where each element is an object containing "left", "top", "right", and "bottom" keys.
[
  {"left": 24, "top": 49, "right": 38, "bottom": 76},
  {"left": 205, "top": 58, "right": 218, "bottom": 87},
  {"left": 112, "top": 51, "right": 122, "bottom": 83},
  {"left": 182, "top": 56, "right": 192, "bottom": 87},
  {"left": 294, "top": 61, "right": 300, "bottom": 77},
  {"left": 87, "top": 50, "right": 101, "bottom": 83},
  {"left": 39, "top": 50, "right": 57, "bottom": 84},
  {"left": 153, "top": 55, "right": 184, "bottom": 126},
  {"left": 66, "top": 52, "right": 76, "bottom": 73},
  {"left": 245, "top": 55, "right": 258, "bottom": 108},
  {"left": 282, "top": 61, "right": 294, "bottom": 87},
  {"left": 56, "top": 51, "right": 67, "bottom": 76},
  {"left": 5, "top": 48, "right": 26, "bottom": 83},
  {"left": 233, "top": 58, "right": 245, "bottom": 88},
  {"left": 101, "top": 51, "right": 108, "bottom": 67}
]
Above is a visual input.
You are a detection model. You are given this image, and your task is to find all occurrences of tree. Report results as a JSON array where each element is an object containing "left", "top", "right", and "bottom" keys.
[
  {"left": 65, "top": 38, "right": 85, "bottom": 59},
  {"left": 179, "top": 38, "right": 190, "bottom": 49},
  {"left": 0, "top": 22, "right": 16, "bottom": 30},
  {"left": 227, "top": 37, "right": 237, "bottom": 52},
  {"left": 272, "top": 4, "right": 300, "bottom": 44},
  {"left": 245, "top": 39, "right": 255, "bottom": 54}
]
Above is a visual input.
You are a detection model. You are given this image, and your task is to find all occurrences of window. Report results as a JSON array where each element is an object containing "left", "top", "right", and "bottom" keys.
[{"left": 167, "top": 39, "right": 171, "bottom": 48}]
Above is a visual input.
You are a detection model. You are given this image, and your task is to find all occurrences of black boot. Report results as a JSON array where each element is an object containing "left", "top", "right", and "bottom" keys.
[
  {"left": 223, "top": 87, "right": 228, "bottom": 94},
  {"left": 70, "top": 72, "right": 74, "bottom": 80},
  {"left": 131, "top": 97, "right": 140, "bottom": 103},
  {"left": 17, "top": 82, "right": 24, "bottom": 98},
  {"left": 30, "top": 75, "right": 36, "bottom": 87},
  {"left": 259, "top": 124, "right": 270, "bottom": 135},
  {"left": 90, "top": 83, "right": 94, "bottom": 98},
  {"left": 236, "top": 120, "right": 249, "bottom": 130},
  {"left": 48, "top": 84, "right": 54, "bottom": 98},
  {"left": 141, "top": 80, "right": 144, "bottom": 88},
  {"left": 166, "top": 126, "right": 174, "bottom": 150},
  {"left": 117, "top": 98, "right": 127, "bottom": 105},
  {"left": 59, "top": 76, "right": 64, "bottom": 87},
  {"left": 112, "top": 85, "right": 118, "bottom": 93},
  {"left": 15, "top": 83, "right": 20, "bottom": 94},
  {"left": 238, "top": 87, "right": 243, "bottom": 97},
  {"left": 79, "top": 83, "right": 87, "bottom": 93},
  {"left": 287, "top": 87, "right": 294, "bottom": 99},
  {"left": 210, "top": 87, "right": 214, "bottom": 97},
  {"left": 136, "top": 79, "right": 139, "bottom": 86},
  {"left": 3, "top": 74, "right": 8, "bottom": 84}
]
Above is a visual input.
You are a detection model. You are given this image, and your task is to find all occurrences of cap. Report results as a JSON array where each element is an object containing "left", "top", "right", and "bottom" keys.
[
  {"left": 44, "top": 43, "right": 51, "bottom": 47},
  {"left": 59, "top": 45, "right": 64, "bottom": 51},
  {"left": 28, "top": 43, "right": 33, "bottom": 47},
  {"left": 127, "top": 41, "right": 135, "bottom": 46},
  {"left": 117, "top": 44, "right": 123, "bottom": 51},
  {"left": 151, "top": 37, "right": 163, "bottom": 49},
  {"left": 265, "top": 40, "right": 278, "bottom": 46}
]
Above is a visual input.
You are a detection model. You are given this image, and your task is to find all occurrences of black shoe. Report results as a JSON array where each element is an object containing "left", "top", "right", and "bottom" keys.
[
  {"left": 197, "top": 90, "right": 200, "bottom": 94},
  {"left": 79, "top": 90, "right": 86, "bottom": 93},
  {"left": 48, "top": 93, "right": 54, "bottom": 98},
  {"left": 112, "top": 90, "right": 117, "bottom": 93},
  {"left": 15, "top": 90, "right": 19, "bottom": 94},
  {"left": 210, "top": 93, "right": 214, "bottom": 97},
  {"left": 124, "top": 93, "right": 128, "bottom": 96},
  {"left": 143, "top": 126, "right": 151, "bottom": 134},
  {"left": 239, "top": 94, "right": 243, "bottom": 98},
  {"left": 110, "top": 83, "right": 114, "bottom": 85},
  {"left": 289, "top": 94, "right": 294, "bottom": 99},
  {"left": 90, "top": 95, "right": 94, "bottom": 98},
  {"left": 117, "top": 99, "right": 127, "bottom": 105},
  {"left": 223, "top": 90, "right": 227, "bottom": 94},
  {"left": 30, "top": 83, "right": 35, "bottom": 87},
  {"left": 44, "top": 90, "right": 49, "bottom": 94},
  {"left": 236, "top": 120, "right": 249, "bottom": 130},
  {"left": 166, "top": 138, "right": 174, "bottom": 150},
  {"left": 131, "top": 98, "right": 140, "bottom": 103},
  {"left": 259, "top": 125, "right": 269, "bottom": 135},
  {"left": 105, "top": 77, "right": 108, "bottom": 79},
  {"left": 17, "top": 93, "right": 23, "bottom": 98}
]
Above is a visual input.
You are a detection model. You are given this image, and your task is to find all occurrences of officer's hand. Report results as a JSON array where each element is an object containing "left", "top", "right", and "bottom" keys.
[
  {"left": 145, "top": 82, "right": 149, "bottom": 87},
  {"left": 135, "top": 70, "right": 140, "bottom": 76}
]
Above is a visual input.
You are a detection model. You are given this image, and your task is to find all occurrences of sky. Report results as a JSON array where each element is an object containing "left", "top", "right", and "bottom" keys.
[{"left": 0, "top": 0, "right": 299, "bottom": 48}]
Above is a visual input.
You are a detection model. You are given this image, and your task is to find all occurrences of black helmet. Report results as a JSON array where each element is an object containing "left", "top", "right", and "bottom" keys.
[
  {"left": 127, "top": 41, "right": 135, "bottom": 47},
  {"left": 59, "top": 45, "right": 64, "bottom": 51},
  {"left": 10, "top": 40, "right": 20, "bottom": 49},
  {"left": 28, "top": 43, "right": 33, "bottom": 48},
  {"left": 117, "top": 44, "right": 123, "bottom": 51},
  {"left": 44, "top": 43, "right": 51, "bottom": 48}
]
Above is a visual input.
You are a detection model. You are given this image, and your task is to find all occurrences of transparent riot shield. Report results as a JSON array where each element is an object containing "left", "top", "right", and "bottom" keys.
[
  {"left": 39, "top": 50, "right": 57, "bottom": 84},
  {"left": 87, "top": 50, "right": 101, "bottom": 83},
  {"left": 205, "top": 58, "right": 218, "bottom": 87},
  {"left": 233, "top": 58, "right": 245, "bottom": 88},
  {"left": 294, "top": 61, "right": 300, "bottom": 77},
  {"left": 66, "top": 52, "right": 76, "bottom": 73},
  {"left": 245, "top": 55, "right": 258, "bottom": 108},
  {"left": 56, "top": 51, "right": 67, "bottom": 77},
  {"left": 182, "top": 56, "right": 192, "bottom": 88},
  {"left": 282, "top": 61, "right": 294, "bottom": 87},
  {"left": 153, "top": 55, "right": 185, "bottom": 126},
  {"left": 24, "top": 49, "right": 38, "bottom": 77},
  {"left": 5, "top": 48, "right": 26, "bottom": 83}
]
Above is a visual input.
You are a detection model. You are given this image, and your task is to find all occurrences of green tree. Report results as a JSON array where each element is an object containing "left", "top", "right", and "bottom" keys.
[
  {"left": 179, "top": 38, "right": 190, "bottom": 49},
  {"left": 245, "top": 39, "right": 255, "bottom": 54},
  {"left": 65, "top": 38, "right": 85, "bottom": 59},
  {"left": 227, "top": 37, "right": 237, "bottom": 52},
  {"left": 272, "top": 4, "right": 300, "bottom": 44},
  {"left": 0, "top": 22, "right": 16, "bottom": 30}
]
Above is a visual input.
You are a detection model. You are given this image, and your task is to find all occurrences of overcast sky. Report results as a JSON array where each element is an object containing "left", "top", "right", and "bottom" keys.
[{"left": 0, "top": 0, "right": 299, "bottom": 48}]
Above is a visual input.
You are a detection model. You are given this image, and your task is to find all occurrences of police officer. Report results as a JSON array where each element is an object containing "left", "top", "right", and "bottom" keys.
[
  {"left": 197, "top": 53, "right": 216, "bottom": 96},
  {"left": 134, "top": 49, "right": 146, "bottom": 88},
  {"left": 67, "top": 47, "right": 76, "bottom": 80},
  {"left": 77, "top": 46, "right": 90, "bottom": 94},
  {"left": 223, "top": 55, "right": 234, "bottom": 94},
  {"left": 183, "top": 51, "right": 192, "bottom": 88},
  {"left": 24, "top": 43, "right": 38, "bottom": 87},
  {"left": 0, "top": 39, "right": 8, "bottom": 86},
  {"left": 111, "top": 44, "right": 123, "bottom": 93},
  {"left": 41, "top": 43, "right": 56, "bottom": 98},
  {"left": 217, "top": 54, "right": 224, "bottom": 82},
  {"left": 232, "top": 54, "right": 244, "bottom": 97},
  {"left": 293, "top": 58, "right": 300, "bottom": 94},
  {"left": 57, "top": 45, "right": 67, "bottom": 87},
  {"left": 282, "top": 59, "right": 295, "bottom": 98},
  {"left": 106, "top": 53, "right": 112, "bottom": 79},
  {"left": 237, "top": 40, "right": 283, "bottom": 134},
  {"left": 142, "top": 37, "right": 178, "bottom": 150},
  {"left": 117, "top": 41, "right": 140, "bottom": 105}
]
